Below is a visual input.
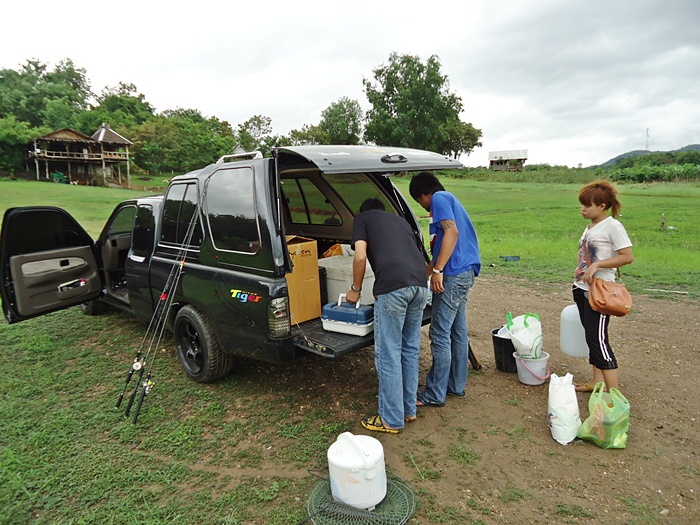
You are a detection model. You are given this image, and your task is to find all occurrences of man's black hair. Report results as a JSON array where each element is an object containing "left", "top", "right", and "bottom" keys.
[
  {"left": 359, "top": 198, "right": 386, "bottom": 213},
  {"left": 409, "top": 171, "right": 445, "bottom": 201}
]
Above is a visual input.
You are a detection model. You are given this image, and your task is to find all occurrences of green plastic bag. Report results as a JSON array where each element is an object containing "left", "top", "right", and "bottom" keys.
[{"left": 576, "top": 382, "right": 630, "bottom": 449}]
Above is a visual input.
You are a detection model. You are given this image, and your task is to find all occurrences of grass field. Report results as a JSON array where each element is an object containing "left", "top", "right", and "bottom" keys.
[
  {"left": 395, "top": 177, "right": 700, "bottom": 298},
  {"left": 2, "top": 176, "right": 698, "bottom": 297},
  {"left": 0, "top": 175, "right": 698, "bottom": 524}
]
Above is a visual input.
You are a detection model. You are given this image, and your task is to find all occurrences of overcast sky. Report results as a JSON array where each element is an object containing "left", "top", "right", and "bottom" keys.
[{"left": 2, "top": 0, "right": 699, "bottom": 167}]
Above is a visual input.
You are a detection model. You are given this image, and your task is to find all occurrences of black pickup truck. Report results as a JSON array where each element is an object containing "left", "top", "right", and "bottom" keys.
[{"left": 1, "top": 145, "right": 461, "bottom": 382}]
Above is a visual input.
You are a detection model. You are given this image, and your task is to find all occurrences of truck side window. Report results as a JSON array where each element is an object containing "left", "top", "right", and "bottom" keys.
[
  {"left": 161, "top": 183, "right": 204, "bottom": 247},
  {"left": 106, "top": 205, "right": 136, "bottom": 236},
  {"left": 132, "top": 204, "right": 154, "bottom": 258},
  {"left": 205, "top": 167, "right": 260, "bottom": 253}
]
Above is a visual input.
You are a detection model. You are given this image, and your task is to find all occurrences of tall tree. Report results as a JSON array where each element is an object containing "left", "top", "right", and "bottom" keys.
[
  {"left": 0, "top": 58, "right": 92, "bottom": 128},
  {"left": 363, "top": 53, "right": 481, "bottom": 157},
  {"left": 287, "top": 123, "right": 327, "bottom": 146},
  {"left": 132, "top": 109, "right": 236, "bottom": 173},
  {"left": 318, "top": 97, "right": 363, "bottom": 145},
  {"left": 236, "top": 115, "right": 273, "bottom": 153},
  {"left": 77, "top": 82, "right": 155, "bottom": 135},
  {"left": 0, "top": 116, "right": 49, "bottom": 171}
]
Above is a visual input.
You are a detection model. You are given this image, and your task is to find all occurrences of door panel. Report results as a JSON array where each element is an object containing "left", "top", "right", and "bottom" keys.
[
  {"left": 1, "top": 206, "right": 101, "bottom": 323},
  {"left": 9, "top": 246, "right": 100, "bottom": 317}
]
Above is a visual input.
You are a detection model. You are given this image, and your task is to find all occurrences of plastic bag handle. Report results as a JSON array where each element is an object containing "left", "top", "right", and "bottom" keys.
[
  {"left": 523, "top": 313, "right": 540, "bottom": 328},
  {"left": 506, "top": 312, "right": 540, "bottom": 330},
  {"left": 591, "top": 381, "right": 606, "bottom": 400},
  {"left": 337, "top": 293, "right": 360, "bottom": 309},
  {"left": 609, "top": 388, "right": 630, "bottom": 409}
]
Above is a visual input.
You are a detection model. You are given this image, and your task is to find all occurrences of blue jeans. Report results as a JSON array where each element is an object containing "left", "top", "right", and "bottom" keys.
[
  {"left": 374, "top": 286, "right": 429, "bottom": 429},
  {"left": 419, "top": 270, "right": 474, "bottom": 405}
]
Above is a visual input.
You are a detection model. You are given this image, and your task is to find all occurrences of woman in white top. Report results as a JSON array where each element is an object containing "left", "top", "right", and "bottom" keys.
[{"left": 572, "top": 181, "right": 634, "bottom": 392}]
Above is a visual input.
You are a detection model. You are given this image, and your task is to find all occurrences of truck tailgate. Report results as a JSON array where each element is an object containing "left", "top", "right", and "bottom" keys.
[{"left": 291, "top": 306, "right": 431, "bottom": 358}]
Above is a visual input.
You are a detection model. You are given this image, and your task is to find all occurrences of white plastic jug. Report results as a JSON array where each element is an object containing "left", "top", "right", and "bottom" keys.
[
  {"left": 327, "top": 432, "right": 387, "bottom": 510},
  {"left": 559, "top": 304, "right": 589, "bottom": 358}
]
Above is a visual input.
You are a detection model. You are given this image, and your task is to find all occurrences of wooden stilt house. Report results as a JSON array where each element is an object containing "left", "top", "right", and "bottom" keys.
[{"left": 29, "top": 123, "right": 132, "bottom": 187}]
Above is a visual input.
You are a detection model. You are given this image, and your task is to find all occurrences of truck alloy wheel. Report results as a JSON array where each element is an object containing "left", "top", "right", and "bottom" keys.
[{"left": 174, "top": 305, "right": 232, "bottom": 382}]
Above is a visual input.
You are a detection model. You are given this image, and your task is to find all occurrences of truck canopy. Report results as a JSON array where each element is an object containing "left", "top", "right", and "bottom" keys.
[{"left": 275, "top": 145, "right": 462, "bottom": 174}]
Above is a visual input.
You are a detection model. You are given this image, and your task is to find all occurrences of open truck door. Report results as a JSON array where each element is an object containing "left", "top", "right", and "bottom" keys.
[{"left": 0, "top": 207, "right": 101, "bottom": 323}]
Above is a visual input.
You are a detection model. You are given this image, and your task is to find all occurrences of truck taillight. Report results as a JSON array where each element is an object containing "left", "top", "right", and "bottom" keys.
[{"left": 268, "top": 297, "right": 290, "bottom": 338}]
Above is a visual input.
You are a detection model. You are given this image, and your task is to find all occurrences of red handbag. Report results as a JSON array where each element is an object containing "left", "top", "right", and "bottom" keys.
[{"left": 584, "top": 239, "right": 633, "bottom": 317}]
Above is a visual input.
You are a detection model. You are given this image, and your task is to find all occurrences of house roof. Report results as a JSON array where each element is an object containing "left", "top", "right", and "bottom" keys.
[
  {"left": 33, "top": 124, "right": 133, "bottom": 146},
  {"left": 34, "top": 128, "right": 95, "bottom": 143},
  {"left": 488, "top": 150, "right": 528, "bottom": 161},
  {"left": 91, "top": 123, "right": 133, "bottom": 145}
]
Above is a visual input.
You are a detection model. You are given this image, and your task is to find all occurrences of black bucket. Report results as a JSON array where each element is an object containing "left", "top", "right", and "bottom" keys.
[{"left": 491, "top": 328, "right": 517, "bottom": 373}]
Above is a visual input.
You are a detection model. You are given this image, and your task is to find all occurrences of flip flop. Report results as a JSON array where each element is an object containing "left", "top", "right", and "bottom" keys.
[
  {"left": 404, "top": 415, "right": 417, "bottom": 423},
  {"left": 361, "top": 414, "right": 400, "bottom": 434},
  {"left": 416, "top": 397, "right": 445, "bottom": 408},
  {"left": 574, "top": 383, "right": 595, "bottom": 392}
]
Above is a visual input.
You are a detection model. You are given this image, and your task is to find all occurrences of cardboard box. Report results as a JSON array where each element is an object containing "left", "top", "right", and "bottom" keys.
[
  {"left": 285, "top": 236, "right": 321, "bottom": 324},
  {"left": 318, "top": 255, "right": 375, "bottom": 305}
]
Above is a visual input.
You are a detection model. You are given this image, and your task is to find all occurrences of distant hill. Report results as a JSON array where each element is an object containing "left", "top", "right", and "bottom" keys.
[{"left": 593, "top": 144, "right": 700, "bottom": 169}]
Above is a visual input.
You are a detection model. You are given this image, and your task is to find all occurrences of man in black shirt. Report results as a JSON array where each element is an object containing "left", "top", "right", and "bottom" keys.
[{"left": 346, "top": 198, "right": 429, "bottom": 433}]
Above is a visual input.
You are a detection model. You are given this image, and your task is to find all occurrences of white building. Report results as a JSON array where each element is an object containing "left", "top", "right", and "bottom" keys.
[{"left": 488, "top": 150, "right": 528, "bottom": 171}]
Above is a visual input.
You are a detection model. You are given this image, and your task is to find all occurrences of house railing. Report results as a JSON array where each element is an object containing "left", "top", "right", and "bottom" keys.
[{"left": 29, "top": 150, "right": 129, "bottom": 161}]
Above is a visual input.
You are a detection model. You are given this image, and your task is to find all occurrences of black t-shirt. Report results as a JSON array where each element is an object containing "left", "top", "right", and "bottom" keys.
[{"left": 352, "top": 210, "right": 428, "bottom": 296}]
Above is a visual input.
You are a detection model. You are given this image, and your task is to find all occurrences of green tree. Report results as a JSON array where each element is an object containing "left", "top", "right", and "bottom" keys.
[
  {"left": 0, "top": 58, "right": 92, "bottom": 128},
  {"left": 236, "top": 115, "right": 273, "bottom": 153},
  {"left": 442, "top": 119, "right": 483, "bottom": 161},
  {"left": 363, "top": 53, "right": 481, "bottom": 157},
  {"left": 0, "top": 116, "right": 49, "bottom": 171},
  {"left": 77, "top": 82, "right": 155, "bottom": 136},
  {"left": 131, "top": 109, "right": 236, "bottom": 174},
  {"left": 318, "top": 97, "right": 363, "bottom": 145},
  {"left": 287, "top": 123, "right": 328, "bottom": 145},
  {"left": 676, "top": 150, "right": 700, "bottom": 166},
  {"left": 43, "top": 98, "right": 79, "bottom": 130}
]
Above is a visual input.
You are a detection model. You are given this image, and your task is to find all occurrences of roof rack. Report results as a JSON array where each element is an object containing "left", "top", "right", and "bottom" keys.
[{"left": 216, "top": 151, "right": 263, "bottom": 164}]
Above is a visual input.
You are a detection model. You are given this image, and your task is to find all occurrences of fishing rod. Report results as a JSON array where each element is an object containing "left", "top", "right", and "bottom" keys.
[
  {"left": 116, "top": 193, "right": 204, "bottom": 423},
  {"left": 117, "top": 232, "right": 190, "bottom": 415}
]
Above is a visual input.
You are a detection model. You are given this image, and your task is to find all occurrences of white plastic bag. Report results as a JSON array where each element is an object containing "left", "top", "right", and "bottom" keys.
[
  {"left": 547, "top": 373, "right": 581, "bottom": 445},
  {"left": 506, "top": 312, "right": 543, "bottom": 358}
]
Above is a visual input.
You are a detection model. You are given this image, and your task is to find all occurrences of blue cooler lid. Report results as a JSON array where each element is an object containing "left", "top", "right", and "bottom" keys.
[{"left": 322, "top": 294, "right": 374, "bottom": 324}]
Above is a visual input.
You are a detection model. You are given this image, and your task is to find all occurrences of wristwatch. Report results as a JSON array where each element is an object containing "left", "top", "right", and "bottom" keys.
[
  {"left": 351, "top": 284, "right": 362, "bottom": 292},
  {"left": 432, "top": 268, "right": 443, "bottom": 274}
]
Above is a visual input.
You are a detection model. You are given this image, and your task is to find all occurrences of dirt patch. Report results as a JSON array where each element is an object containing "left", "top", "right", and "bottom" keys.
[{"left": 277, "top": 274, "right": 699, "bottom": 523}]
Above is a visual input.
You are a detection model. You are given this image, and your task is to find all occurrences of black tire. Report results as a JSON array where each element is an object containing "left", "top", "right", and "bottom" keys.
[
  {"left": 174, "top": 305, "right": 234, "bottom": 383},
  {"left": 80, "top": 299, "right": 107, "bottom": 316}
]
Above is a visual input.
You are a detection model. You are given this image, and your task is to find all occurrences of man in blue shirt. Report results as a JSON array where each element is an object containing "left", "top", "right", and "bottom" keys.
[{"left": 409, "top": 171, "right": 481, "bottom": 407}]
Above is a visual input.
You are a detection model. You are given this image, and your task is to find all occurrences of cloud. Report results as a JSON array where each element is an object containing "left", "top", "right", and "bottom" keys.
[{"left": 2, "top": 0, "right": 699, "bottom": 168}]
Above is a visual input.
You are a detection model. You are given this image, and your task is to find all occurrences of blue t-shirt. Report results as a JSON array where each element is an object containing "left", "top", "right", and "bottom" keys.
[{"left": 430, "top": 191, "right": 481, "bottom": 276}]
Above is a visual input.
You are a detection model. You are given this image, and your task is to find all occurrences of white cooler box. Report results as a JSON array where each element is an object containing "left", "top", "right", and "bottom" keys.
[{"left": 318, "top": 256, "right": 375, "bottom": 305}]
